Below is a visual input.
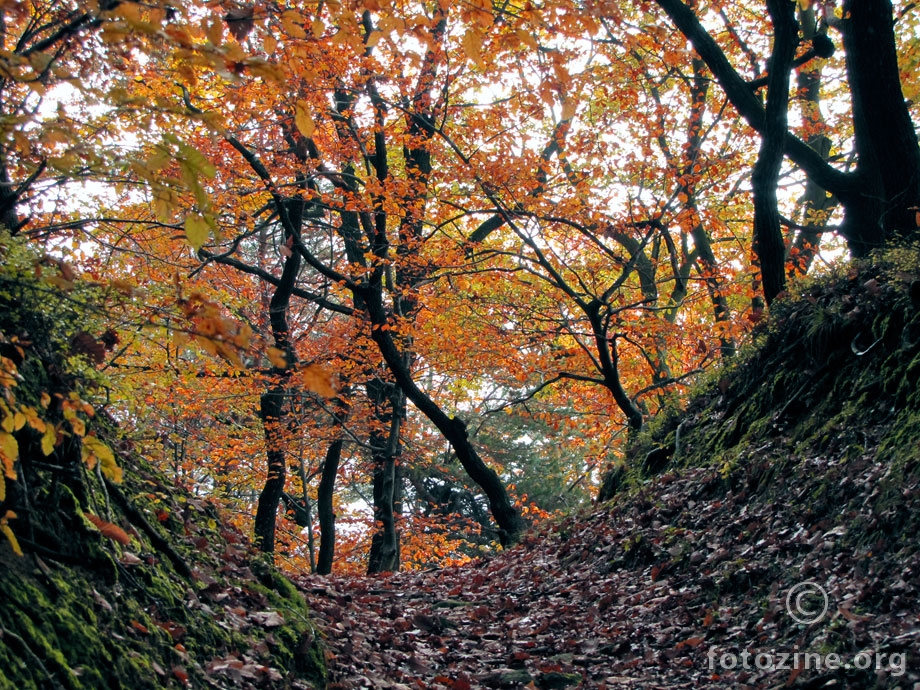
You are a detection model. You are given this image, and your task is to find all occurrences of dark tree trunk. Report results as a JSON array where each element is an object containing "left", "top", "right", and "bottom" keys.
[
  {"left": 838, "top": 0, "right": 920, "bottom": 254},
  {"left": 316, "top": 438, "right": 343, "bottom": 575},
  {"left": 361, "top": 282, "right": 526, "bottom": 546},
  {"left": 367, "top": 458, "right": 402, "bottom": 573},
  {"left": 366, "top": 379, "right": 403, "bottom": 574},
  {"left": 584, "top": 300, "right": 644, "bottom": 430},
  {"left": 751, "top": 0, "right": 798, "bottom": 305},
  {"left": 653, "top": 0, "right": 920, "bottom": 288},
  {"left": 254, "top": 386, "right": 288, "bottom": 554},
  {"left": 253, "top": 195, "right": 303, "bottom": 555}
]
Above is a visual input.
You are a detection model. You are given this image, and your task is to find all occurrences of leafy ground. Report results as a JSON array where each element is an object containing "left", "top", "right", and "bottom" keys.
[{"left": 300, "top": 255, "right": 920, "bottom": 689}]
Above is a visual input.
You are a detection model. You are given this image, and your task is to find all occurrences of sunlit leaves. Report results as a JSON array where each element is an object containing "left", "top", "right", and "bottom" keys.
[
  {"left": 299, "top": 364, "right": 339, "bottom": 398},
  {"left": 82, "top": 436, "right": 123, "bottom": 483},
  {"left": 461, "top": 30, "right": 486, "bottom": 69},
  {"left": 281, "top": 9, "right": 308, "bottom": 38},
  {"left": 294, "top": 101, "right": 316, "bottom": 137},
  {"left": 6, "top": 0, "right": 855, "bottom": 570}
]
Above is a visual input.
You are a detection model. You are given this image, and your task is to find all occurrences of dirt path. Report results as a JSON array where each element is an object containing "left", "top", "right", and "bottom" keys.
[{"left": 299, "top": 464, "right": 920, "bottom": 689}]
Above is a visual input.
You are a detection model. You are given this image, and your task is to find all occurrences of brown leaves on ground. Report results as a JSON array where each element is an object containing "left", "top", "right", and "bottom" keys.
[{"left": 301, "top": 454, "right": 920, "bottom": 689}]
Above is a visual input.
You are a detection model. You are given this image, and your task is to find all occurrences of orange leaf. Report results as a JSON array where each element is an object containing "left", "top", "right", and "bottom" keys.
[
  {"left": 85, "top": 512, "right": 132, "bottom": 545},
  {"left": 299, "top": 363, "right": 338, "bottom": 398},
  {"left": 266, "top": 347, "right": 288, "bottom": 368},
  {"left": 172, "top": 666, "right": 189, "bottom": 685},
  {"left": 294, "top": 101, "right": 315, "bottom": 137},
  {"left": 130, "top": 619, "right": 150, "bottom": 634}
]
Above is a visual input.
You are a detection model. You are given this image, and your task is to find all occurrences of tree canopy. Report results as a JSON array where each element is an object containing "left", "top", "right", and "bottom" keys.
[{"left": 1, "top": 0, "right": 918, "bottom": 574}]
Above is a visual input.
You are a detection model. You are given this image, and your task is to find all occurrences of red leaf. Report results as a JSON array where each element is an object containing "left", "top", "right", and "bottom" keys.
[
  {"left": 172, "top": 666, "right": 189, "bottom": 685},
  {"left": 129, "top": 619, "right": 149, "bottom": 634},
  {"left": 451, "top": 675, "right": 472, "bottom": 690}
]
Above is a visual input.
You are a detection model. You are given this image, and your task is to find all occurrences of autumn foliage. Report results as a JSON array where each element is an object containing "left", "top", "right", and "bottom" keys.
[{"left": 1, "top": 0, "right": 918, "bottom": 574}]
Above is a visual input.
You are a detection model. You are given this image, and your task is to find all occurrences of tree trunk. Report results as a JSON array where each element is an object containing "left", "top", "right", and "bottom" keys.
[
  {"left": 751, "top": 0, "right": 798, "bottom": 305},
  {"left": 362, "top": 283, "right": 526, "bottom": 546},
  {"left": 254, "top": 386, "right": 288, "bottom": 554},
  {"left": 584, "top": 299, "right": 644, "bottom": 430},
  {"left": 653, "top": 0, "right": 920, "bottom": 269},
  {"left": 253, "top": 196, "right": 303, "bottom": 555},
  {"left": 838, "top": 0, "right": 920, "bottom": 254},
  {"left": 366, "top": 379, "right": 403, "bottom": 574},
  {"left": 316, "top": 438, "right": 343, "bottom": 575}
]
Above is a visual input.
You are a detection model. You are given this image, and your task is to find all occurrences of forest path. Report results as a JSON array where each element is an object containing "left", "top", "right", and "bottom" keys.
[
  {"left": 297, "top": 449, "right": 920, "bottom": 689},
  {"left": 297, "top": 469, "right": 731, "bottom": 690}
]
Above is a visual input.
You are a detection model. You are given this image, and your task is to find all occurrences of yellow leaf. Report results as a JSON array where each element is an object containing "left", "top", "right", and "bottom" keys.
[
  {"left": 264, "top": 34, "right": 278, "bottom": 54},
  {"left": 311, "top": 18, "right": 325, "bottom": 38},
  {"left": 22, "top": 406, "right": 44, "bottom": 433},
  {"left": 83, "top": 436, "right": 115, "bottom": 466},
  {"left": 281, "top": 10, "right": 307, "bottom": 38},
  {"left": 184, "top": 213, "right": 210, "bottom": 252},
  {"left": 109, "top": 278, "right": 136, "bottom": 295},
  {"left": 1, "top": 518, "right": 23, "bottom": 556},
  {"left": 69, "top": 416, "right": 86, "bottom": 437},
  {"left": 0, "top": 475, "right": 4, "bottom": 502},
  {"left": 213, "top": 340, "right": 243, "bottom": 369},
  {"left": 244, "top": 58, "right": 287, "bottom": 83},
  {"left": 173, "top": 329, "right": 190, "bottom": 350},
  {"left": 560, "top": 99, "right": 576, "bottom": 121},
  {"left": 515, "top": 28, "right": 538, "bottom": 50},
  {"left": 82, "top": 436, "right": 120, "bottom": 482},
  {"left": 41, "top": 425, "right": 56, "bottom": 455},
  {"left": 294, "top": 101, "right": 315, "bottom": 137},
  {"left": 299, "top": 363, "right": 338, "bottom": 398},
  {"left": 461, "top": 29, "right": 485, "bottom": 69},
  {"left": 0, "top": 432, "right": 17, "bottom": 474},
  {"left": 266, "top": 347, "right": 288, "bottom": 368}
]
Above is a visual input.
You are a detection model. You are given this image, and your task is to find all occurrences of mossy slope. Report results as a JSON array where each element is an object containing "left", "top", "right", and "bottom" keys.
[
  {"left": 0, "top": 450, "right": 327, "bottom": 690},
  {"left": 592, "top": 249, "right": 920, "bottom": 686},
  {"left": 0, "top": 233, "right": 325, "bottom": 689}
]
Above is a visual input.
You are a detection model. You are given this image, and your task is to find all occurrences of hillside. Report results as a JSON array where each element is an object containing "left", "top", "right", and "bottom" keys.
[
  {"left": 0, "top": 455, "right": 327, "bottom": 690},
  {"left": 301, "top": 252, "right": 920, "bottom": 689}
]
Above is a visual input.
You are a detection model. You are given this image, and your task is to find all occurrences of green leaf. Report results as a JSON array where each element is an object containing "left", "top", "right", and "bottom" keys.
[{"left": 184, "top": 214, "right": 210, "bottom": 252}]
